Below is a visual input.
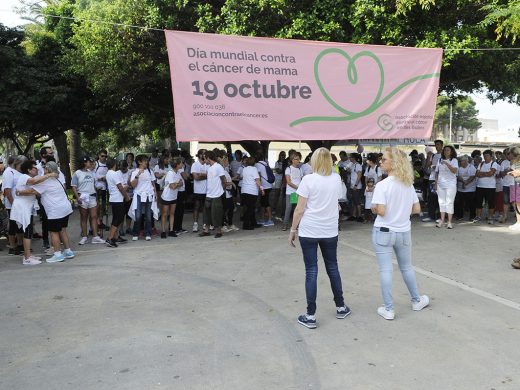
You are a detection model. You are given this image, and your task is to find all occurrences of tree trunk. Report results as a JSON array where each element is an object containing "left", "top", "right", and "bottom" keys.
[
  {"left": 239, "top": 141, "right": 265, "bottom": 157},
  {"left": 305, "top": 140, "right": 337, "bottom": 152},
  {"left": 69, "top": 129, "right": 81, "bottom": 180},
  {"left": 54, "top": 132, "right": 71, "bottom": 186}
]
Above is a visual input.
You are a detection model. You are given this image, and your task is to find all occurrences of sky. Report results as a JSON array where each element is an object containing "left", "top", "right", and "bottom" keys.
[{"left": 1, "top": 0, "right": 520, "bottom": 132}]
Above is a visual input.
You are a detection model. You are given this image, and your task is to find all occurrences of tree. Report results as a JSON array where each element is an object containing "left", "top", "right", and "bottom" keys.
[{"left": 434, "top": 95, "right": 481, "bottom": 140}]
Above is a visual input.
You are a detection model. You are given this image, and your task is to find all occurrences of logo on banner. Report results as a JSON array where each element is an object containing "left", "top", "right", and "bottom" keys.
[{"left": 289, "top": 48, "right": 440, "bottom": 128}]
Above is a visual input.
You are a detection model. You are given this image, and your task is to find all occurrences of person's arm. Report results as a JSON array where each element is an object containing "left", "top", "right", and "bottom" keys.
[
  {"left": 4, "top": 188, "right": 13, "bottom": 205},
  {"left": 192, "top": 168, "right": 207, "bottom": 181},
  {"left": 286, "top": 170, "right": 298, "bottom": 189},
  {"left": 220, "top": 175, "right": 226, "bottom": 190},
  {"left": 289, "top": 196, "right": 308, "bottom": 247},
  {"left": 130, "top": 169, "right": 143, "bottom": 188},
  {"left": 412, "top": 202, "right": 421, "bottom": 215},
  {"left": 354, "top": 170, "right": 362, "bottom": 189},
  {"left": 116, "top": 182, "right": 130, "bottom": 202},
  {"left": 255, "top": 178, "right": 264, "bottom": 194},
  {"left": 16, "top": 188, "right": 38, "bottom": 196},
  {"left": 508, "top": 168, "right": 520, "bottom": 177},
  {"left": 371, "top": 203, "right": 386, "bottom": 216},
  {"left": 26, "top": 172, "right": 58, "bottom": 185},
  {"left": 443, "top": 160, "right": 458, "bottom": 174}
]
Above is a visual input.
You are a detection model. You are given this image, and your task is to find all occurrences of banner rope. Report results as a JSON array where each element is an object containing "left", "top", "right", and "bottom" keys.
[{"left": 3, "top": 11, "right": 520, "bottom": 51}]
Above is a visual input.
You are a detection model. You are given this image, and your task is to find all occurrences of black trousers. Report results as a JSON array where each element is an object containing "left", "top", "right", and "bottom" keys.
[
  {"left": 241, "top": 193, "right": 257, "bottom": 229},
  {"left": 454, "top": 191, "right": 476, "bottom": 219},
  {"left": 173, "top": 191, "right": 186, "bottom": 231}
]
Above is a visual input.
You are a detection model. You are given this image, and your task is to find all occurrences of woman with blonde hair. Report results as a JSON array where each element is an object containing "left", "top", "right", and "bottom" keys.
[
  {"left": 289, "top": 147, "right": 350, "bottom": 329},
  {"left": 371, "top": 147, "right": 429, "bottom": 320}
]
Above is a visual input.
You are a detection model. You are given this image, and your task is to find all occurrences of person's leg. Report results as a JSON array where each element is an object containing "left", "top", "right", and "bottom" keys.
[
  {"left": 193, "top": 196, "right": 201, "bottom": 224},
  {"left": 50, "top": 231, "right": 61, "bottom": 252},
  {"left": 89, "top": 206, "right": 99, "bottom": 237},
  {"left": 475, "top": 188, "right": 484, "bottom": 218},
  {"left": 169, "top": 204, "right": 176, "bottom": 232},
  {"left": 393, "top": 230, "right": 421, "bottom": 303},
  {"left": 211, "top": 197, "right": 223, "bottom": 234},
  {"left": 283, "top": 195, "right": 293, "bottom": 225},
  {"left": 468, "top": 191, "right": 477, "bottom": 219},
  {"left": 202, "top": 198, "right": 211, "bottom": 232},
  {"left": 454, "top": 191, "right": 464, "bottom": 219},
  {"left": 299, "top": 236, "right": 319, "bottom": 316},
  {"left": 40, "top": 203, "right": 49, "bottom": 246},
  {"left": 79, "top": 207, "right": 88, "bottom": 237},
  {"left": 503, "top": 187, "right": 510, "bottom": 223},
  {"left": 446, "top": 186, "right": 457, "bottom": 224},
  {"left": 487, "top": 189, "right": 495, "bottom": 222},
  {"left": 59, "top": 228, "right": 71, "bottom": 251},
  {"left": 161, "top": 204, "right": 168, "bottom": 233},
  {"left": 132, "top": 195, "right": 143, "bottom": 237},
  {"left": 174, "top": 192, "right": 185, "bottom": 231},
  {"left": 22, "top": 219, "right": 33, "bottom": 259},
  {"left": 371, "top": 228, "right": 396, "bottom": 310},
  {"left": 143, "top": 201, "right": 152, "bottom": 236},
  {"left": 318, "top": 236, "right": 345, "bottom": 309},
  {"left": 437, "top": 187, "right": 447, "bottom": 223},
  {"left": 428, "top": 180, "right": 438, "bottom": 220},
  {"left": 108, "top": 203, "right": 120, "bottom": 241}
]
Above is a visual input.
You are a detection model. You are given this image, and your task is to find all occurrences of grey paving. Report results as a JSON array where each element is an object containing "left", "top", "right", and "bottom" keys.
[{"left": 1, "top": 212, "right": 519, "bottom": 389}]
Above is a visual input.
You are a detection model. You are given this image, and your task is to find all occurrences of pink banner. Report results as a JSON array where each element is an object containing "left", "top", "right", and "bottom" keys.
[{"left": 165, "top": 31, "right": 443, "bottom": 141}]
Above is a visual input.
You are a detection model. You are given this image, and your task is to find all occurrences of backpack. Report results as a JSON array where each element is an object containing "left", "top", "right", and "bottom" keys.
[{"left": 260, "top": 161, "right": 276, "bottom": 184}]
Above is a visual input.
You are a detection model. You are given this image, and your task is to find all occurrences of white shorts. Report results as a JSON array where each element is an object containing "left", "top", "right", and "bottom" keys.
[{"left": 79, "top": 194, "right": 97, "bottom": 209}]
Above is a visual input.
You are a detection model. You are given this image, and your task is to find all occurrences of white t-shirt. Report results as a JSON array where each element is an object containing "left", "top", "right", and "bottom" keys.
[
  {"left": 297, "top": 173, "right": 342, "bottom": 238},
  {"left": 94, "top": 161, "right": 108, "bottom": 190},
  {"left": 435, "top": 158, "right": 458, "bottom": 189},
  {"left": 255, "top": 161, "right": 273, "bottom": 189},
  {"left": 32, "top": 178, "right": 72, "bottom": 219},
  {"left": 349, "top": 162, "right": 363, "bottom": 189},
  {"left": 502, "top": 160, "right": 514, "bottom": 187},
  {"left": 191, "top": 160, "right": 208, "bottom": 194},
  {"left": 428, "top": 153, "right": 442, "bottom": 180},
  {"left": 457, "top": 165, "right": 477, "bottom": 192},
  {"left": 476, "top": 161, "right": 498, "bottom": 189},
  {"left": 106, "top": 170, "right": 124, "bottom": 203},
  {"left": 365, "top": 186, "right": 375, "bottom": 209},
  {"left": 119, "top": 170, "right": 132, "bottom": 197},
  {"left": 154, "top": 164, "right": 169, "bottom": 189},
  {"left": 230, "top": 160, "right": 242, "bottom": 177},
  {"left": 161, "top": 170, "right": 182, "bottom": 201},
  {"left": 224, "top": 171, "right": 233, "bottom": 199},
  {"left": 177, "top": 167, "right": 186, "bottom": 192},
  {"left": 301, "top": 163, "right": 313, "bottom": 176},
  {"left": 130, "top": 169, "right": 156, "bottom": 200},
  {"left": 285, "top": 166, "right": 303, "bottom": 195},
  {"left": 364, "top": 165, "right": 382, "bottom": 184},
  {"left": 206, "top": 163, "right": 225, "bottom": 198},
  {"left": 1, "top": 167, "right": 18, "bottom": 209},
  {"left": 372, "top": 176, "right": 419, "bottom": 232},
  {"left": 71, "top": 169, "right": 96, "bottom": 195},
  {"left": 241, "top": 166, "right": 260, "bottom": 195}
]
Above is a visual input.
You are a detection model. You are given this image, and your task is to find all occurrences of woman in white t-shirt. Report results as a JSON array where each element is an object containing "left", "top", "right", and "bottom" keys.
[
  {"left": 474, "top": 149, "right": 498, "bottom": 224},
  {"left": 283, "top": 153, "right": 303, "bottom": 230},
  {"left": 288, "top": 148, "right": 350, "bottom": 329},
  {"left": 154, "top": 154, "right": 170, "bottom": 199},
  {"left": 435, "top": 145, "right": 459, "bottom": 229},
  {"left": 129, "top": 155, "right": 158, "bottom": 241},
  {"left": 106, "top": 159, "right": 131, "bottom": 247},
  {"left": 11, "top": 160, "right": 57, "bottom": 265},
  {"left": 371, "top": 147, "right": 429, "bottom": 321},
  {"left": 240, "top": 157, "right": 264, "bottom": 230},
  {"left": 160, "top": 158, "right": 183, "bottom": 238}
]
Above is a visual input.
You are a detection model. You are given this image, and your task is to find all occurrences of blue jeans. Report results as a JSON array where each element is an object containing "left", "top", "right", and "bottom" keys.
[
  {"left": 371, "top": 228, "right": 420, "bottom": 310},
  {"left": 132, "top": 195, "right": 152, "bottom": 237},
  {"left": 299, "top": 236, "right": 345, "bottom": 316}
]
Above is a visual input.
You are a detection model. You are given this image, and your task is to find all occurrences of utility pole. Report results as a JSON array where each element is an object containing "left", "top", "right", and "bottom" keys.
[{"left": 449, "top": 103, "right": 453, "bottom": 142}]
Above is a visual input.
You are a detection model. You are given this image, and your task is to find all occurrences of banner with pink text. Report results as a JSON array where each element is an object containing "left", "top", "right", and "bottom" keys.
[{"left": 165, "top": 30, "right": 443, "bottom": 141}]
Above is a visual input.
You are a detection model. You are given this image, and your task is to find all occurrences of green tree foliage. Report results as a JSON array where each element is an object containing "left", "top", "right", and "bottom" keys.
[
  {"left": 434, "top": 95, "right": 482, "bottom": 136},
  {"left": 483, "top": 0, "right": 520, "bottom": 43}
]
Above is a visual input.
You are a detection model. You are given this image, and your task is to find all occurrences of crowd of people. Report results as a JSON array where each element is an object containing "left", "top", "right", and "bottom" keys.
[{"left": 1, "top": 141, "right": 519, "bottom": 269}]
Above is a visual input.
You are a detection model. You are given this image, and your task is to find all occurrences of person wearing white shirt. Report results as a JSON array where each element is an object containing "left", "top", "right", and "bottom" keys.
[
  {"left": 31, "top": 161, "right": 74, "bottom": 263},
  {"left": 173, "top": 157, "right": 189, "bottom": 234},
  {"left": 348, "top": 153, "right": 364, "bottom": 222},
  {"left": 160, "top": 158, "right": 184, "bottom": 238},
  {"left": 199, "top": 151, "right": 226, "bottom": 238},
  {"left": 3, "top": 156, "right": 26, "bottom": 256},
  {"left": 474, "top": 150, "right": 498, "bottom": 224},
  {"left": 190, "top": 149, "right": 208, "bottom": 232},
  {"left": 11, "top": 160, "right": 56, "bottom": 264},
  {"left": 240, "top": 157, "right": 264, "bottom": 230},
  {"left": 422, "top": 140, "right": 444, "bottom": 222},
  {"left": 105, "top": 160, "right": 131, "bottom": 247},
  {"left": 255, "top": 155, "right": 274, "bottom": 226},
  {"left": 454, "top": 155, "right": 477, "bottom": 221},
  {"left": 371, "top": 148, "right": 430, "bottom": 321},
  {"left": 283, "top": 153, "right": 303, "bottom": 230},
  {"left": 153, "top": 154, "right": 170, "bottom": 196},
  {"left": 434, "top": 145, "right": 459, "bottom": 229},
  {"left": 501, "top": 148, "right": 514, "bottom": 224},
  {"left": 117, "top": 160, "right": 133, "bottom": 236},
  {"left": 288, "top": 148, "right": 350, "bottom": 329},
  {"left": 94, "top": 150, "right": 109, "bottom": 229},
  {"left": 71, "top": 156, "right": 104, "bottom": 245},
  {"left": 129, "top": 155, "right": 158, "bottom": 240}
]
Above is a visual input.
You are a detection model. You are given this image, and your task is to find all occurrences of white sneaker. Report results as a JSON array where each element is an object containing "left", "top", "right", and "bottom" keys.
[
  {"left": 91, "top": 236, "right": 105, "bottom": 244},
  {"left": 46, "top": 252, "right": 65, "bottom": 263},
  {"left": 78, "top": 236, "right": 88, "bottom": 245},
  {"left": 45, "top": 247, "right": 55, "bottom": 256},
  {"left": 222, "top": 226, "right": 231, "bottom": 233},
  {"left": 23, "top": 257, "right": 42, "bottom": 265},
  {"left": 377, "top": 306, "right": 395, "bottom": 320},
  {"left": 230, "top": 225, "right": 240, "bottom": 231},
  {"left": 192, "top": 222, "right": 199, "bottom": 232},
  {"left": 132, "top": 236, "right": 138, "bottom": 241},
  {"left": 145, "top": 236, "right": 151, "bottom": 241},
  {"left": 29, "top": 255, "right": 42, "bottom": 261},
  {"left": 412, "top": 295, "right": 430, "bottom": 311},
  {"left": 209, "top": 225, "right": 215, "bottom": 231},
  {"left": 509, "top": 223, "right": 520, "bottom": 231}
]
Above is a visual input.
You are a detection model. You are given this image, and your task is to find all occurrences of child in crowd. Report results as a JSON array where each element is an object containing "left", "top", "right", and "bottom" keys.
[{"left": 364, "top": 178, "right": 375, "bottom": 223}]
